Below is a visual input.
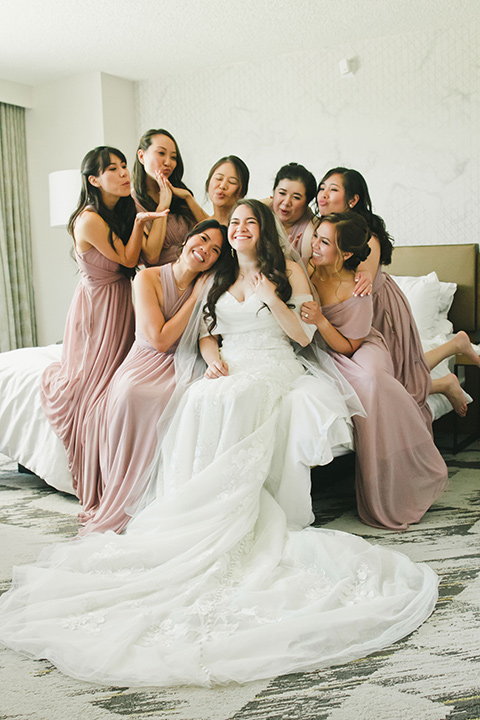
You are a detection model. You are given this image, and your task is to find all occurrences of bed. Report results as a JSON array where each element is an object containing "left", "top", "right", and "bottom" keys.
[{"left": 0, "top": 243, "right": 478, "bottom": 495}]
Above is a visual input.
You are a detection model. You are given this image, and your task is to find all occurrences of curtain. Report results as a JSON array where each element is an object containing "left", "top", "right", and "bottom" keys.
[{"left": 0, "top": 102, "right": 37, "bottom": 351}]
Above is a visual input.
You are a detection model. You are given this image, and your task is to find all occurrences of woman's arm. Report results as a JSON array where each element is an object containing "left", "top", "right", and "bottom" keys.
[
  {"left": 353, "top": 234, "right": 381, "bottom": 296},
  {"left": 254, "top": 260, "right": 312, "bottom": 346},
  {"left": 141, "top": 174, "right": 173, "bottom": 265},
  {"left": 301, "top": 300, "right": 364, "bottom": 357},
  {"left": 199, "top": 334, "right": 229, "bottom": 378},
  {"left": 74, "top": 210, "right": 168, "bottom": 267},
  {"left": 168, "top": 182, "right": 208, "bottom": 223},
  {"left": 134, "top": 270, "right": 209, "bottom": 352}
]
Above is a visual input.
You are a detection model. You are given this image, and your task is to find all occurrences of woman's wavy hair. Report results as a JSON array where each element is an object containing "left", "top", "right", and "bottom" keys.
[
  {"left": 132, "top": 128, "right": 195, "bottom": 223},
  {"left": 203, "top": 199, "right": 293, "bottom": 334},
  {"left": 320, "top": 211, "right": 371, "bottom": 272},
  {"left": 273, "top": 162, "right": 317, "bottom": 206},
  {"left": 68, "top": 146, "right": 137, "bottom": 277},
  {"left": 316, "top": 167, "right": 394, "bottom": 265},
  {"left": 205, "top": 155, "right": 250, "bottom": 198}
]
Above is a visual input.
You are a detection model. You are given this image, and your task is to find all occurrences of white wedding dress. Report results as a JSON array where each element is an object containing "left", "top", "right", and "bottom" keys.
[{"left": 0, "top": 293, "right": 438, "bottom": 688}]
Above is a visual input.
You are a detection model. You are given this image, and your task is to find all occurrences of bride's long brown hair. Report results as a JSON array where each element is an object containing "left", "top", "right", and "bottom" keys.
[{"left": 203, "top": 199, "right": 293, "bottom": 335}]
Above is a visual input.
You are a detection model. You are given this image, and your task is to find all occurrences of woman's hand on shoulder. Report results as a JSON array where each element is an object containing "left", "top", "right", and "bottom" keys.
[
  {"left": 301, "top": 300, "right": 323, "bottom": 327},
  {"left": 205, "top": 359, "right": 229, "bottom": 379},
  {"left": 353, "top": 270, "right": 373, "bottom": 297}
]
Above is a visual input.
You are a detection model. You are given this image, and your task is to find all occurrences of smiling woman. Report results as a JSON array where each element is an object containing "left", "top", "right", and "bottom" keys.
[
  {"left": 0, "top": 200, "right": 440, "bottom": 689},
  {"left": 77, "top": 219, "right": 229, "bottom": 536},
  {"left": 39, "top": 146, "right": 167, "bottom": 502}
]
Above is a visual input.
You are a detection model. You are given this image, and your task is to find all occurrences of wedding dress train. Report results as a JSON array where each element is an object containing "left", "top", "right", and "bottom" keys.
[{"left": 0, "top": 293, "right": 438, "bottom": 687}]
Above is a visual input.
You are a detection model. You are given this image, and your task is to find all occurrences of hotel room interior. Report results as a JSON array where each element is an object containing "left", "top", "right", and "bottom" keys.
[{"left": 0, "top": 2, "right": 479, "bottom": 718}]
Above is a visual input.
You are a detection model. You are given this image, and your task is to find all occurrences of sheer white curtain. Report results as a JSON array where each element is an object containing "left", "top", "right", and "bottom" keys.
[{"left": 0, "top": 102, "right": 37, "bottom": 351}]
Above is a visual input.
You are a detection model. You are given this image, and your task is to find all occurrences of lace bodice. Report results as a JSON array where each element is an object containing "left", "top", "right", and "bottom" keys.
[{"left": 204, "top": 291, "right": 313, "bottom": 374}]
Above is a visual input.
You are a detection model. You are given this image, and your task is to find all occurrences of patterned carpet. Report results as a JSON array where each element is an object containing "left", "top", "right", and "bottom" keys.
[{"left": 0, "top": 440, "right": 479, "bottom": 720}]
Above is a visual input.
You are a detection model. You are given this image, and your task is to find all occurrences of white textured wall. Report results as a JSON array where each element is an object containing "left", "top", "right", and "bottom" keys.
[
  {"left": 134, "top": 24, "right": 480, "bottom": 248},
  {"left": 25, "top": 72, "right": 137, "bottom": 345}
]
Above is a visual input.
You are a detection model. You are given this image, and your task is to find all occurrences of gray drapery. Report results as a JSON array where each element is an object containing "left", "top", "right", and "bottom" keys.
[{"left": 0, "top": 102, "right": 37, "bottom": 351}]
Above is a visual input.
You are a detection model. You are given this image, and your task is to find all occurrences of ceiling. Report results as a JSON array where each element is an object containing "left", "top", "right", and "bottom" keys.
[{"left": 1, "top": 0, "right": 476, "bottom": 86}]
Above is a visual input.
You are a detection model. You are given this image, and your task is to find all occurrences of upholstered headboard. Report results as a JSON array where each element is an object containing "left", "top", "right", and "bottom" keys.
[{"left": 387, "top": 243, "right": 479, "bottom": 333}]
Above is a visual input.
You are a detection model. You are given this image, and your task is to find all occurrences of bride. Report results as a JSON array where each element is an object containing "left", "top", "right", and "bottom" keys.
[{"left": 0, "top": 200, "right": 438, "bottom": 688}]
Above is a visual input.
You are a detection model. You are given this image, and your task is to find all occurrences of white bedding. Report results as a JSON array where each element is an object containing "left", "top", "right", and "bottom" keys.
[
  {"left": 0, "top": 341, "right": 465, "bottom": 494},
  {"left": 0, "top": 345, "right": 73, "bottom": 494},
  {"left": 0, "top": 271, "right": 474, "bottom": 493}
]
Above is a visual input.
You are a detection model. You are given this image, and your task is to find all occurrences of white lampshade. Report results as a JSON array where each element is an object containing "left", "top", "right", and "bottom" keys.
[{"left": 48, "top": 169, "right": 81, "bottom": 227}]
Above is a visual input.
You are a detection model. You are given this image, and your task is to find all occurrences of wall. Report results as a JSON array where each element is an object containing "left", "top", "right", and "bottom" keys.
[
  {"left": 24, "top": 72, "right": 137, "bottom": 345},
  {"left": 134, "top": 24, "right": 480, "bottom": 248},
  {"left": 0, "top": 79, "right": 33, "bottom": 108}
]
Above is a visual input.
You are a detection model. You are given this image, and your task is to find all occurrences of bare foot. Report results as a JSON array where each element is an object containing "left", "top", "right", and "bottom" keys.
[
  {"left": 453, "top": 331, "right": 480, "bottom": 367},
  {"left": 437, "top": 373, "right": 468, "bottom": 416}
]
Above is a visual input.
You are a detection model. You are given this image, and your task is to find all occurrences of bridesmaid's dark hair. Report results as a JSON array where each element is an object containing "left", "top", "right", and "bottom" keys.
[
  {"left": 132, "top": 128, "right": 195, "bottom": 224},
  {"left": 205, "top": 156, "right": 250, "bottom": 198},
  {"left": 273, "top": 162, "right": 317, "bottom": 206},
  {"left": 68, "top": 146, "right": 136, "bottom": 249},
  {"left": 320, "top": 211, "right": 371, "bottom": 272},
  {"left": 203, "top": 199, "right": 293, "bottom": 335},
  {"left": 177, "top": 218, "right": 229, "bottom": 264},
  {"left": 316, "top": 167, "right": 394, "bottom": 265},
  {"left": 68, "top": 147, "right": 137, "bottom": 278}
]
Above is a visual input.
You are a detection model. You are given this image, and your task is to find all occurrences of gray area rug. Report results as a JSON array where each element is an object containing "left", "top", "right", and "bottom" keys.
[{"left": 0, "top": 442, "right": 479, "bottom": 720}]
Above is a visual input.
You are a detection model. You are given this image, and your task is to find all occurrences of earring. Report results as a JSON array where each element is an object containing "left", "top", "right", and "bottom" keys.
[
  {"left": 349, "top": 202, "right": 354, "bottom": 208},
  {"left": 231, "top": 247, "right": 235, "bottom": 257}
]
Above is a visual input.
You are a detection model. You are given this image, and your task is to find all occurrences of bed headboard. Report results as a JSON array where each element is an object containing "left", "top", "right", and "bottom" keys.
[{"left": 387, "top": 243, "right": 479, "bottom": 333}]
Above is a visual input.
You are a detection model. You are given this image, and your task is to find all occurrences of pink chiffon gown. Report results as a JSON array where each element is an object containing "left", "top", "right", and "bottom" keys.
[
  {"left": 77, "top": 263, "right": 193, "bottom": 535},
  {"left": 372, "top": 268, "right": 433, "bottom": 425},
  {"left": 133, "top": 192, "right": 193, "bottom": 266},
  {"left": 321, "top": 294, "right": 448, "bottom": 530},
  {"left": 40, "top": 247, "right": 135, "bottom": 497}
]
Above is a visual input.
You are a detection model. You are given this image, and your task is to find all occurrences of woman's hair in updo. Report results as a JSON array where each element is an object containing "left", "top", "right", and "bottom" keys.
[
  {"left": 320, "top": 211, "right": 371, "bottom": 271},
  {"left": 317, "top": 167, "right": 393, "bottom": 265},
  {"left": 273, "top": 162, "right": 317, "bottom": 206}
]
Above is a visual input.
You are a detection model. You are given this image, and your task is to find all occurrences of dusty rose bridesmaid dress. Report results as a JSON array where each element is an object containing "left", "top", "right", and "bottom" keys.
[
  {"left": 372, "top": 268, "right": 433, "bottom": 425},
  {"left": 321, "top": 294, "right": 447, "bottom": 530},
  {"left": 40, "top": 247, "right": 134, "bottom": 496},
  {"left": 77, "top": 263, "right": 194, "bottom": 535}
]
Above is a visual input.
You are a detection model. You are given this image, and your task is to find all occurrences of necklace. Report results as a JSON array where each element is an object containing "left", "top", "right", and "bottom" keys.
[{"left": 172, "top": 261, "right": 190, "bottom": 293}]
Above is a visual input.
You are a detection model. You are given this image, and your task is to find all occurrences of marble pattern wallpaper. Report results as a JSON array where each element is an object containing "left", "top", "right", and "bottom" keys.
[{"left": 135, "top": 24, "right": 479, "bottom": 248}]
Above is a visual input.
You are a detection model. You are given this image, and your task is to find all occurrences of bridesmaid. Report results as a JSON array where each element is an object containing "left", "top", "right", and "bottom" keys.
[
  {"left": 40, "top": 146, "right": 167, "bottom": 497},
  {"left": 301, "top": 211, "right": 448, "bottom": 530},
  {"left": 205, "top": 155, "right": 249, "bottom": 224},
  {"left": 78, "top": 219, "right": 228, "bottom": 535},
  {"left": 316, "top": 167, "right": 479, "bottom": 418},
  {"left": 132, "top": 128, "right": 207, "bottom": 266},
  {"left": 270, "top": 162, "right": 317, "bottom": 262}
]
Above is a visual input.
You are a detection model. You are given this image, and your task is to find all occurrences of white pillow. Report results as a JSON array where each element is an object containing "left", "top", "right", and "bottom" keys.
[
  {"left": 435, "top": 274, "right": 457, "bottom": 336},
  {"left": 390, "top": 273, "right": 441, "bottom": 340}
]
